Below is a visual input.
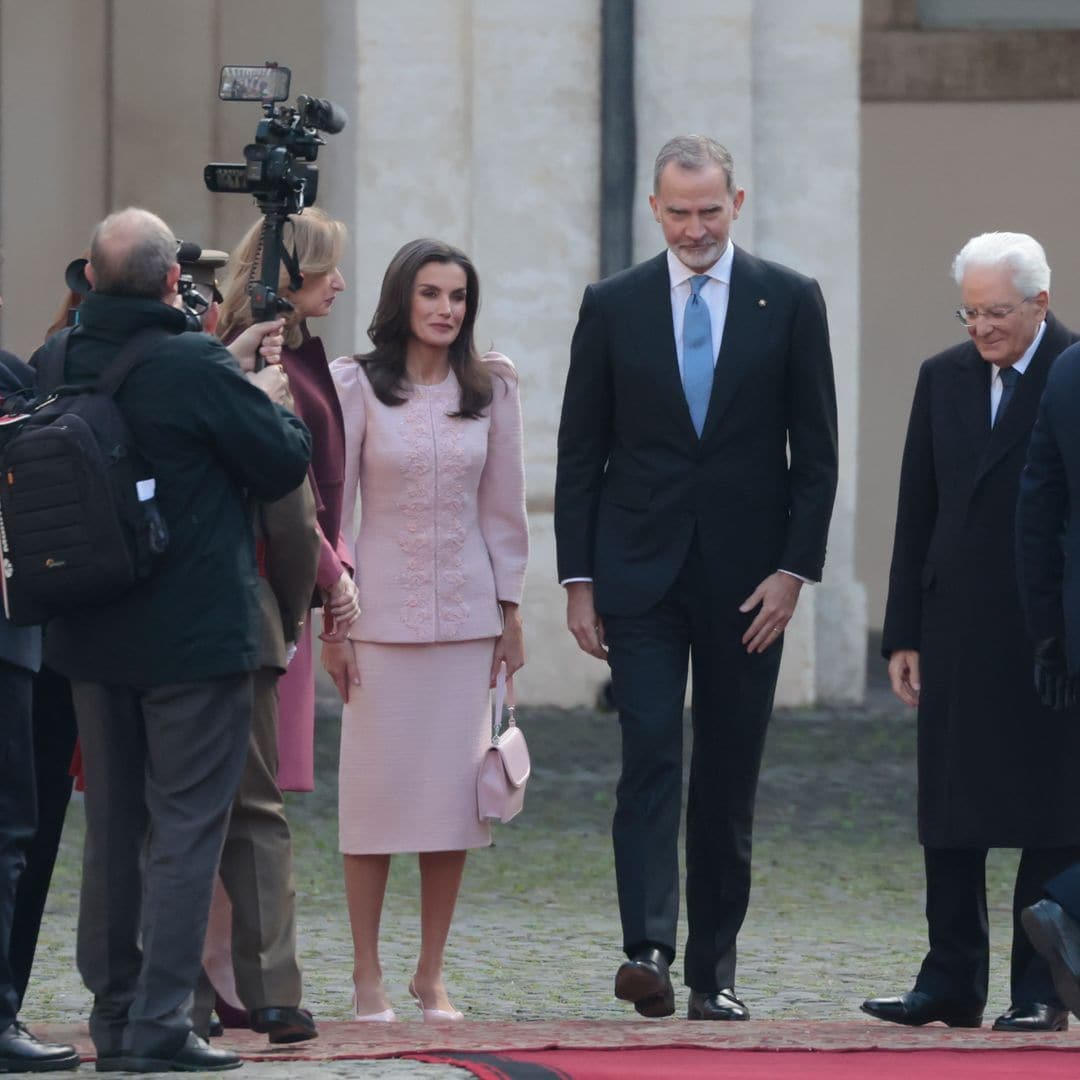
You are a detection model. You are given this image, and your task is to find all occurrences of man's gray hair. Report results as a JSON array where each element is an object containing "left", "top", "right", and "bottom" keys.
[
  {"left": 653, "top": 135, "right": 737, "bottom": 196},
  {"left": 952, "top": 232, "right": 1051, "bottom": 296},
  {"left": 89, "top": 207, "right": 177, "bottom": 299}
]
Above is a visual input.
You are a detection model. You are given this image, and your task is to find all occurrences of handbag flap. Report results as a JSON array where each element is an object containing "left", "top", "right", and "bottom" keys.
[{"left": 494, "top": 725, "right": 530, "bottom": 788}]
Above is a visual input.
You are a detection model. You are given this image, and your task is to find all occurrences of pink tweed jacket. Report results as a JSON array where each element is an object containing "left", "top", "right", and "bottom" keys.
[{"left": 331, "top": 353, "right": 528, "bottom": 644}]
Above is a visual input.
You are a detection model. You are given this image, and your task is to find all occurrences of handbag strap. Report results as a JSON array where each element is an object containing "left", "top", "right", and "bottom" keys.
[{"left": 492, "top": 661, "right": 516, "bottom": 739}]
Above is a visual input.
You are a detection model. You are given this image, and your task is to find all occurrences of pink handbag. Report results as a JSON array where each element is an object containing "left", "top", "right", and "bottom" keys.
[{"left": 477, "top": 662, "right": 530, "bottom": 823}]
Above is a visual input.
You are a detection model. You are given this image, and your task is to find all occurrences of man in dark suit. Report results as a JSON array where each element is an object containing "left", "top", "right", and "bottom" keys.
[
  {"left": 865, "top": 232, "right": 1080, "bottom": 1033},
  {"left": 0, "top": 328, "right": 80, "bottom": 1071},
  {"left": 1015, "top": 315, "right": 1080, "bottom": 1024},
  {"left": 554, "top": 135, "right": 838, "bottom": 1020}
]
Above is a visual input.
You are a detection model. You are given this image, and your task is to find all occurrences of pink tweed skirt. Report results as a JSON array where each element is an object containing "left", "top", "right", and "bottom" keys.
[{"left": 338, "top": 638, "right": 496, "bottom": 854}]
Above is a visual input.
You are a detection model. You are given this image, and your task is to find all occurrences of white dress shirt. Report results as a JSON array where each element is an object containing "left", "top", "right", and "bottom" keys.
[{"left": 990, "top": 319, "right": 1044, "bottom": 426}]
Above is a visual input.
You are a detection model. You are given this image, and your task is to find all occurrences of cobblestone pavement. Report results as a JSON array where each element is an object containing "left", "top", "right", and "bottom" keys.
[{"left": 21, "top": 669, "right": 1036, "bottom": 1075}]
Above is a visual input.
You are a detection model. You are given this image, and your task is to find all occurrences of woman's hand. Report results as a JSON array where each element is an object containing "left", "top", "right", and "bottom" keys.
[
  {"left": 491, "top": 603, "right": 525, "bottom": 686},
  {"left": 228, "top": 318, "right": 286, "bottom": 372},
  {"left": 247, "top": 364, "right": 291, "bottom": 406},
  {"left": 319, "top": 570, "right": 361, "bottom": 641},
  {"left": 322, "top": 639, "right": 360, "bottom": 703}
]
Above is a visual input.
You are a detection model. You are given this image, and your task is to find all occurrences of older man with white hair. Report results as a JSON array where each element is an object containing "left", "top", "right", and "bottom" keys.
[{"left": 864, "top": 232, "right": 1080, "bottom": 1033}]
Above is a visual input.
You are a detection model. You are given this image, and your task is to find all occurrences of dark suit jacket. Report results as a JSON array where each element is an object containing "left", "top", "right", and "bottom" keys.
[
  {"left": 0, "top": 350, "right": 41, "bottom": 673},
  {"left": 555, "top": 247, "right": 838, "bottom": 618},
  {"left": 1018, "top": 337, "right": 1080, "bottom": 674},
  {"left": 883, "top": 312, "right": 1080, "bottom": 847}
]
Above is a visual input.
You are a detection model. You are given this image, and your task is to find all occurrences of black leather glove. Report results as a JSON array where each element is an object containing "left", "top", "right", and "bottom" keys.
[{"left": 1034, "top": 636, "right": 1072, "bottom": 710}]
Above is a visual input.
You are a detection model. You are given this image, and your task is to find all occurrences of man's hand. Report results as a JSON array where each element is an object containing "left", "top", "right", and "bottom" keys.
[
  {"left": 319, "top": 570, "right": 361, "bottom": 642},
  {"left": 1034, "top": 636, "right": 1073, "bottom": 711},
  {"left": 739, "top": 572, "right": 802, "bottom": 653},
  {"left": 228, "top": 318, "right": 286, "bottom": 372},
  {"left": 322, "top": 639, "right": 359, "bottom": 703},
  {"left": 247, "top": 364, "right": 291, "bottom": 407},
  {"left": 566, "top": 581, "right": 607, "bottom": 660},
  {"left": 887, "top": 649, "right": 921, "bottom": 707}
]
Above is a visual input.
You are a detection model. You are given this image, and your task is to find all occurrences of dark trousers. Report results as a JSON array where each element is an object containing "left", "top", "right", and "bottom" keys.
[
  {"left": 603, "top": 539, "right": 782, "bottom": 993},
  {"left": 915, "top": 845, "right": 1080, "bottom": 1008},
  {"left": 0, "top": 660, "right": 35, "bottom": 1032},
  {"left": 1046, "top": 862, "right": 1080, "bottom": 923},
  {"left": 10, "top": 665, "right": 77, "bottom": 1008},
  {"left": 194, "top": 667, "right": 301, "bottom": 1029},
  {"left": 72, "top": 675, "right": 252, "bottom": 1059}
]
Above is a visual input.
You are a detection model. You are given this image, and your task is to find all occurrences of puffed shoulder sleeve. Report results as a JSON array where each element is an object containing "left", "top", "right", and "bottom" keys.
[
  {"left": 331, "top": 356, "right": 368, "bottom": 548},
  {"left": 478, "top": 353, "right": 529, "bottom": 605}
]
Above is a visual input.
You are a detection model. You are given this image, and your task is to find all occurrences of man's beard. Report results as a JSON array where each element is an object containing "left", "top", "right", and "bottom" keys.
[{"left": 677, "top": 240, "right": 721, "bottom": 271}]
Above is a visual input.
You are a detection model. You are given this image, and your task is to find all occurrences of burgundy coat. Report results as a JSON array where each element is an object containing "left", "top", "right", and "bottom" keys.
[{"left": 283, "top": 331, "right": 348, "bottom": 592}]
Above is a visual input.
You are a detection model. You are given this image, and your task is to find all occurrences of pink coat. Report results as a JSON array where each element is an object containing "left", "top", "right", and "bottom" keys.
[{"left": 331, "top": 354, "right": 528, "bottom": 644}]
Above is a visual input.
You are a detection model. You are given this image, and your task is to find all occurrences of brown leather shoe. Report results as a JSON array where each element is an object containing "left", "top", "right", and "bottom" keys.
[
  {"left": 249, "top": 1005, "right": 318, "bottom": 1044},
  {"left": 614, "top": 948, "right": 675, "bottom": 1018},
  {"left": 687, "top": 988, "right": 749, "bottom": 1021}
]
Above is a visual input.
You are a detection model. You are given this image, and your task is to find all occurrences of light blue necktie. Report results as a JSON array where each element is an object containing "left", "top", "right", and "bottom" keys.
[
  {"left": 994, "top": 365, "right": 1020, "bottom": 427},
  {"left": 682, "top": 274, "right": 714, "bottom": 436}
]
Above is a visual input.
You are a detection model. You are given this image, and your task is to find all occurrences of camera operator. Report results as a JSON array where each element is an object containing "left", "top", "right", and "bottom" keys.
[
  {"left": 0, "top": 302, "right": 79, "bottom": 1073},
  {"left": 39, "top": 207, "right": 311, "bottom": 1073}
]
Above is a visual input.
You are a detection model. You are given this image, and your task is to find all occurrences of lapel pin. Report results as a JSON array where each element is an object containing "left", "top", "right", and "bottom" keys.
[{"left": 757, "top": 298, "right": 767, "bottom": 307}]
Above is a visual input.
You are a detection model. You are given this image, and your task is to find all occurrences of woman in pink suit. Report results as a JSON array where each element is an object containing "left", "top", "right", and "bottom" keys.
[{"left": 324, "top": 238, "right": 528, "bottom": 1022}]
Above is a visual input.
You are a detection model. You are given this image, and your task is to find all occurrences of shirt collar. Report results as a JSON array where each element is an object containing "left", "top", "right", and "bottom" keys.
[
  {"left": 1001, "top": 318, "right": 1047, "bottom": 379},
  {"left": 666, "top": 241, "right": 735, "bottom": 290}
]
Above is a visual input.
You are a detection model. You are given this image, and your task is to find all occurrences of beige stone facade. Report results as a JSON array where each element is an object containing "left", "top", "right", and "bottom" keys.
[{"left": 11, "top": 2, "right": 1072, "bottom": 705}]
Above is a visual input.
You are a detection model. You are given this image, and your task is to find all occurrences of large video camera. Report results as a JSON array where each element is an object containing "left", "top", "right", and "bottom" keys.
[{"left": 204, "top": 63, "right": 346, "bottom": 328}]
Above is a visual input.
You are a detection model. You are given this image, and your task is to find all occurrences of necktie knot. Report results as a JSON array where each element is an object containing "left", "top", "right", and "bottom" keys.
[
  {"left": 690, "top": 274, "right": 709, "bottom": 299},
  {"left": 1000, "top": 365, "right": 1020, "bottom": 389}
]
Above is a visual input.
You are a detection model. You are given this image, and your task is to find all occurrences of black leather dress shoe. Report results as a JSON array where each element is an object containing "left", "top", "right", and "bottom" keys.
[
  {"left": 687, "top": 988, "right": 749, "bottom": 1021},
  {"left": 0, "top": 1021, "right": 80, "bottom": 1071},
  {"left": 992, "top": 1002, "right": 1069, "bottom": 1032},
  {"left": 860, "top": 990, "right": 982, "bottom": 1027},
  {"left": 110, "top": 1032, "right": 241, "bottom": 1072},
  {"left": 614, "top": 948, "right": 675, "bottom": 1018},
  {"left": 1023, "top": 899, "right": 1080, "bottom": 1020},
  {"left": 249, "top": 1005, "right": 318, "bottom": 1044}
]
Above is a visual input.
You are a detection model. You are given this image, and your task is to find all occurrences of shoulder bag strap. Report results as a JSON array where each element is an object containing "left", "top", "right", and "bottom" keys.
[
  {"left": 96, "top": 327, "right": 173, "bottom": 397},
  {"left": 32, "top": 329, "right": 74, "bottom": 394}
]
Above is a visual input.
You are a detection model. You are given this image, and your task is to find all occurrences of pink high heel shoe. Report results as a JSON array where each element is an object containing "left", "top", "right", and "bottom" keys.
[
  {"left": 408, "top": 980, "right": 463, "bottom": 1022},
  {"left": 351, "top": 988, "right": 397, "bottom": 1023}
]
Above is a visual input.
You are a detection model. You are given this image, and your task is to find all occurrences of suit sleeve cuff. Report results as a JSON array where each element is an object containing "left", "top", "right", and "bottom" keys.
[{"left": 779, "top": 569, "right": 815, "bottom": 585}]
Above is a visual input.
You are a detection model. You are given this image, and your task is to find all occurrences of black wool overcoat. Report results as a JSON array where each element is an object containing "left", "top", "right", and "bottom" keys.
[{"left": 882, "top": 312, "right": 1080, "bottom": 848}]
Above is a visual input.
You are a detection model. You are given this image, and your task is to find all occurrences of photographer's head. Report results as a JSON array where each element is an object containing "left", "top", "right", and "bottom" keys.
[
  {"left": 87, "top": 208, "right": 180, "bottom": 302},
  {"left": 217, "top": 207, "right": 346, "bottom": 348}
]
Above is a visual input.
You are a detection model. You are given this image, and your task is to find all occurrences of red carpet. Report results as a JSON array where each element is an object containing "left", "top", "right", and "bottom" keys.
[
  {"left": 404, "top": 1047, "right": 1080, "bottom": 1078},
  {"left": 34, "top": 1018, "right": 1080, "bottom": 1073}
]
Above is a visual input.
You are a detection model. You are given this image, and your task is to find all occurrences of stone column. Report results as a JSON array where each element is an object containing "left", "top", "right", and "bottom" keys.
[
  {"left": 752, "top": 0, "right": 866, "bottom": 704},
  {"left": 325, "top": 0, "right": 600, "bottom": 705}
]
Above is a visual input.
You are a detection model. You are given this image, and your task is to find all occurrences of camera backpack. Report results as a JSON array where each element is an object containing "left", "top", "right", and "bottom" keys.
[{"left": 0, "top": 327, "right": 169, "bottom": 626}]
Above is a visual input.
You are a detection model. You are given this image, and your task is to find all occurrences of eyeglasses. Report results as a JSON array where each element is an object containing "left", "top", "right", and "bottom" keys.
[{"left": 955, "top": 297, "right": 1035, "bottom": 327}]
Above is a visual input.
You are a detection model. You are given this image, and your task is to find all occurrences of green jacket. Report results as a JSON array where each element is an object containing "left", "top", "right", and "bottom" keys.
[{"left": 42, "top": 293, "right": 312, "bottom": 686}]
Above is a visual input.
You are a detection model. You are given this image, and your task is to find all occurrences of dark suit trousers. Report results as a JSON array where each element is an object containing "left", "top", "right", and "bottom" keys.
[
  {"left": 0, "top": 661, "right": 35, "bottom": 1032},
  {"left": 196, "top": 667, "right": 301, "bottom": 1023},
  {"left": 10, "top": 665, "right": 77, "bottom": 1008},
  {"left": 1045, "top": 862, "right": 1080, "bottom": 922},
  {"left": 916, "top": 845, "right": 1080, "bottom": 1007},
  {"left": 72, "top": 675, "right": 251, "bottom": 1059},
  {"left": 603, "top": 536, "right": 782, "bottom": 993}
]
